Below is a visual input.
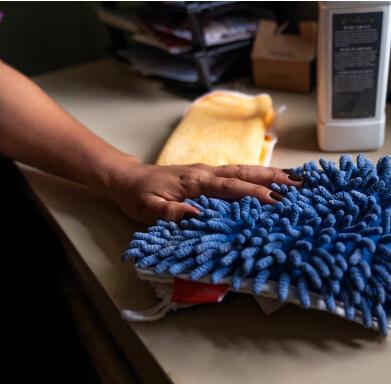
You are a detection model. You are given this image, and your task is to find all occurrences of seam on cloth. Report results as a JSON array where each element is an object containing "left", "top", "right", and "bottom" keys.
[
  {"left": 121, "top": 266, "right": 391, "bottom": 331},
  {"left": 120, "top": 283, "right": 191, "bottom": 322},
  {"left": 131, "top": 268, "right": 391, "bottom": 333}
]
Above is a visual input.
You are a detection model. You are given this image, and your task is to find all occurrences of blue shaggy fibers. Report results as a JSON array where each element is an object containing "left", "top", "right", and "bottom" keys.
[{"left": 123, "top": 155, "right": 391, "bottom": 336}]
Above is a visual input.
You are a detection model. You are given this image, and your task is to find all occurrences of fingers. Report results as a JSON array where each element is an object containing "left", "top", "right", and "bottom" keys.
[
  {"left": 144, "top": 196, "right": 200, "bottom": 223},
  {"left": 201, "top": 177, "right": 283, "bottom": 204},
  {"left": 135, "top": 164, "right": 303, "bottom": 224},
  {"left": 214, "top": 164, "right": 302, "bottom": 188}
]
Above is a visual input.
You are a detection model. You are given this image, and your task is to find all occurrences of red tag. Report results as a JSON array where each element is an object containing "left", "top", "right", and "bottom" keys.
[{"left": 172, "top": 278, "right": 229, "bottom": 304}]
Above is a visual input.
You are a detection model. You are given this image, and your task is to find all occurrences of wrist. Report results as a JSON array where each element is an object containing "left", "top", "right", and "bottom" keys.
[{"left": 89, "top": 147, "right": 142, "bottom": 199}]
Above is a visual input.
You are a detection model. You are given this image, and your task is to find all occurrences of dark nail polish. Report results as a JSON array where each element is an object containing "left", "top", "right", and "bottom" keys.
[
  {"left": 270, "top": 191, "right": 284, "bottom": 202},
  {"left": 282, "top": 168, "right": 303, "bottom": 182},
  {"left": 288, "top": 174, "right": 303, "bottom": 182},
  {"left": 183, "top": 211, "right": 199, "bottom": 220}
]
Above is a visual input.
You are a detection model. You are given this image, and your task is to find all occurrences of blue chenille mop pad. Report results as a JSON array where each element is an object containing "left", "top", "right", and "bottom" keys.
[{"left": 123, "top": 155, "right": 391, "bottom": 336}]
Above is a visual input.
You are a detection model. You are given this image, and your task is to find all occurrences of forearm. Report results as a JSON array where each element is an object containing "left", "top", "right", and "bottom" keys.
[
  {"left": 0, "top": 62, "right": 301, "bottom": 224},
  {"left": 0, "top": 61, "right": 138, "bottom": 193}
]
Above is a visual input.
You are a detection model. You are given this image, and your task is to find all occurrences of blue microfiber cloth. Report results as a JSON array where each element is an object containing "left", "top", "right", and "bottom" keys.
[{"left": 123, "top": 155, "right": 391, "bottom": 336}]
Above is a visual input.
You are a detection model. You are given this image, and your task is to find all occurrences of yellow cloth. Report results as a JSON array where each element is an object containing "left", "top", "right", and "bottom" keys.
[{"left": 156, "top": 91, "right": 276, "bottom": 167}]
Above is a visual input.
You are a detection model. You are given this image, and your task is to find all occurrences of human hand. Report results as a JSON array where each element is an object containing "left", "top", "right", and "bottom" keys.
[{"left": 106, "top": 157, "right": 302, "bottom": 224}]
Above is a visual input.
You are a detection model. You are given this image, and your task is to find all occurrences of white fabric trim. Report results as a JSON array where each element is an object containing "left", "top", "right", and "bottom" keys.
[
  {"left": 121, "top": 283, "right": 191, "bottom": 322},
  {"left": 129, "top": 268, "right": 391, "bottom": 334}
]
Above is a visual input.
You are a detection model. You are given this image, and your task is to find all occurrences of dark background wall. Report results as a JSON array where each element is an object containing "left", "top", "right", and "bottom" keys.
[
  {"left": 0, "top": 1, "right": 319, "bottom": 76},
  {"left": 0, "top": 1, "right": 388, "bottom": 95},
  {"left": 0, "top": 2, "right": 110, "bottom": 75}
]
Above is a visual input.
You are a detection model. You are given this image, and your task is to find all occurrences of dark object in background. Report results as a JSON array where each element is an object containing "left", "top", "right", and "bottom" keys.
[
  {"left": 1, "top": 157, "right": 100, "bottom": 384},
  {"left": 0, "top": 2, "right": 109, "bottom": 75},
  {"left": 252, "top": 20, "right": 317, "bottom": 93},
  {"left": 98, "top": 1, "right": 275, "bottom": 93}
]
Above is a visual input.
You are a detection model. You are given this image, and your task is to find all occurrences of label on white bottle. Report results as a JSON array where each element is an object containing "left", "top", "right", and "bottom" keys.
[{"left": 332, "top": 12, "right": 383, "bottom": 119}]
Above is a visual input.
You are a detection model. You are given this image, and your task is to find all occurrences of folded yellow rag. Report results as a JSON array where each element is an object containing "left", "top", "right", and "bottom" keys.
[{"left": 156, "top": 91, "right": 277, "bottom": 167}]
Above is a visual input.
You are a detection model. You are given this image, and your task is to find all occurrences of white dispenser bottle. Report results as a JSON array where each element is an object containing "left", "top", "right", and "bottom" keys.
[{"left": 317, "top": 2, "right": 391, "bottom": 151}]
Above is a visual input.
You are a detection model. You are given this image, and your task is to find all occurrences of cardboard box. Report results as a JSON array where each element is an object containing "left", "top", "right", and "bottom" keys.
[{"left": 252, "top": 21, "right": 317, "bottom": 93}]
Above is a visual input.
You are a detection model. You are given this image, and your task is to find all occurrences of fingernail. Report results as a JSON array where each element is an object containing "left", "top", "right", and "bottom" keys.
[
  {"left": 282, "top": 168, "right": 303, "bottom": 182},
  {"left": 288, "top": 174, "right": 303, "bottom": 182},
  {"left": 183, "top": 211, "right": 199, "bottom": 219},
  {"left": 270, "top": 191, "right": 284, "bottom": 202}
]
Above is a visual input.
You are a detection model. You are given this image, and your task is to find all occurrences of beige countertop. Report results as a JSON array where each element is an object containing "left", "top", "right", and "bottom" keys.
[{"left": 22, "top": 59, "right": 391, "bottom": 384}]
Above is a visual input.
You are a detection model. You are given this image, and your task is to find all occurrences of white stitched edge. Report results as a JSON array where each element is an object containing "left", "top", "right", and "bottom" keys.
[{"left": 134, "top": 267, "right": 391, "bottom": 334}]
